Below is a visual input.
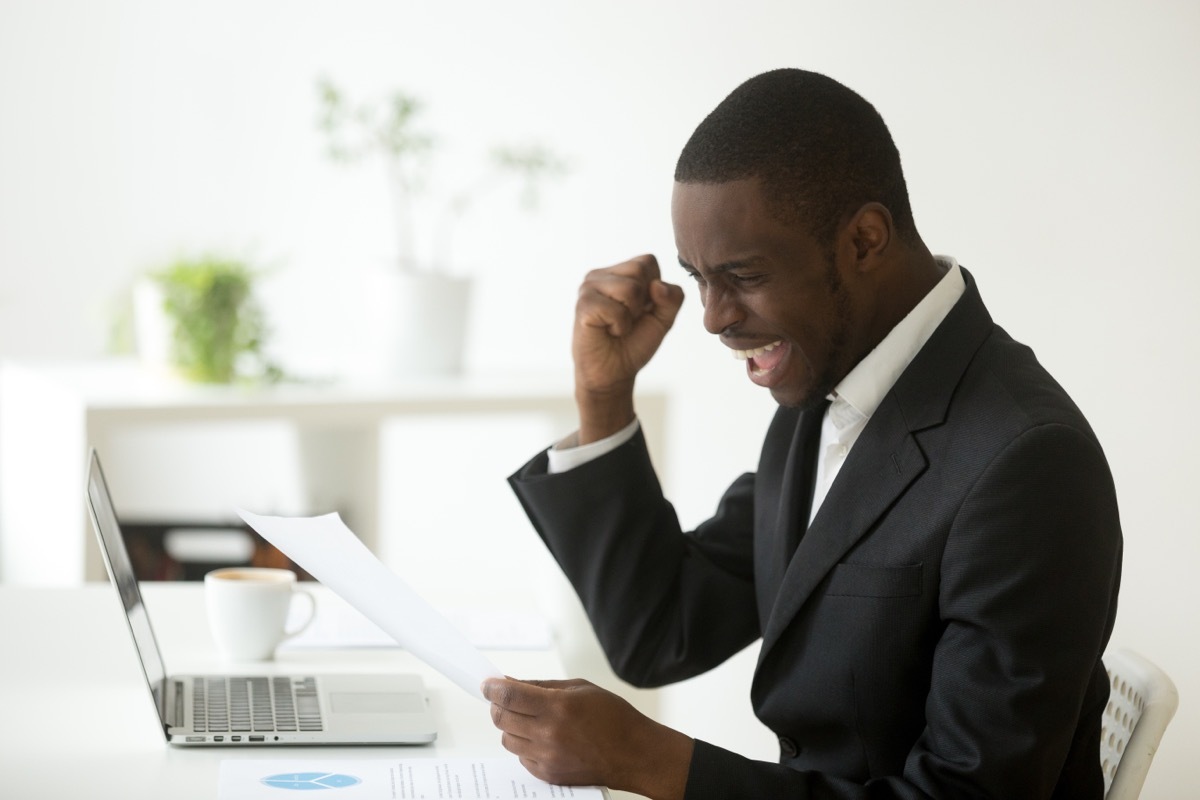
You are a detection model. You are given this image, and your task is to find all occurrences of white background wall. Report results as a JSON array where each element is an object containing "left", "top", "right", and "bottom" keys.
[{"left": 1, "top": 1, "right": 1197, "bottom": 795}]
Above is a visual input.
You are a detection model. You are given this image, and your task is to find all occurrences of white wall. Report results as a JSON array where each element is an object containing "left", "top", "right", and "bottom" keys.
[{"left": 1, "top": 1, "right": 1197, "bottom": 795}]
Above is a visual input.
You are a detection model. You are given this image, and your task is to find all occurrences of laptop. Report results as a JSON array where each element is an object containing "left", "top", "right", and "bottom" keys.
[{"left": 85, "top": 448, "right": 438, "bottom": 746}]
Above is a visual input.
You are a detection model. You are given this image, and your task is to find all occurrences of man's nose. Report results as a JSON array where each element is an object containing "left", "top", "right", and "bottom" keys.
[{"left": 702, "top": 285, "right": 742, "bottom": 335}]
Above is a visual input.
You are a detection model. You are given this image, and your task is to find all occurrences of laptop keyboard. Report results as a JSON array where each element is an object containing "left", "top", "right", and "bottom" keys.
[{"left": 191, "top": 676, "right": 323, "bottom": 733}]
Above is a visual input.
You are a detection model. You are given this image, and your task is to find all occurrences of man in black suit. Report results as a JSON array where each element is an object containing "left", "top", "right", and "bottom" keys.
[{"left": 483, "top": 69, "right": 1122, "bottom": 799}]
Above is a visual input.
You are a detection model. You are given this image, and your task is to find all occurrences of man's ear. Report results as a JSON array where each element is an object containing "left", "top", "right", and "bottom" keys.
[{"left": 847, "top": 202, "right": 893, "bottom": 267}]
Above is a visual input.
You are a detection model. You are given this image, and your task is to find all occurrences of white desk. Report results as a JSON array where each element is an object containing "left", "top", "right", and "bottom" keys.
[
  {"left": 0, "top": 582, "right": 629, "bottom": 799},
  {"left": 0, "top": 359, "right": 667, "bottom": 584}
]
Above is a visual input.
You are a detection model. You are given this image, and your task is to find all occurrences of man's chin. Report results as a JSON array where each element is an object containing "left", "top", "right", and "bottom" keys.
[
  {"left": 768, "top": 380, "right": 831, "bottom": 411},
  {"left": 770, "top": 387, "right": 815, "bottom": 410}
]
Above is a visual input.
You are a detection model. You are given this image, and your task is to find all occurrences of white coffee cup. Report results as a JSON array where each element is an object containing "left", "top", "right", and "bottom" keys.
[{"left": 204, "top": 567, "right": 316, "bottom": 661}]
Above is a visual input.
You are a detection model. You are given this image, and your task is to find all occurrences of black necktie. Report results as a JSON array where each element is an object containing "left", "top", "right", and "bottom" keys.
[{"left": 788, "top": 397, "right": 831, "bottom": 557}]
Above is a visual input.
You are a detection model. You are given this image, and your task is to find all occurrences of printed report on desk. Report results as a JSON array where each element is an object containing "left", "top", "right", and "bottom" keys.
[{"left": 218, "top": 758, "right": 606, "bottom": 799}]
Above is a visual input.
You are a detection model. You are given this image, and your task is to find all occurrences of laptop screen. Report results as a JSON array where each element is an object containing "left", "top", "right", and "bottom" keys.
[{"left": 86, "top": 450, "right": 169, "bottom": 727}]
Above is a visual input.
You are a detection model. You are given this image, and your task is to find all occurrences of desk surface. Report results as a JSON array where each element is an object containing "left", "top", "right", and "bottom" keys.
[{"left": 0, "top": 583, "right": 624, "bottom": 799}]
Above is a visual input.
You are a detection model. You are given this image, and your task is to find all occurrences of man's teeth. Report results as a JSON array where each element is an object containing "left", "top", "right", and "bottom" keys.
[{"left": 732, "top": 341, "right": 783, "bottom": 361}]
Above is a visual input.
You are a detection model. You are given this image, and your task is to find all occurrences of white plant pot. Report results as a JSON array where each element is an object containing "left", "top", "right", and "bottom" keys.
[
  {"left": 369, "top": 269, "right": 472, "bottom": 377},
  {"left": 132, "top": 279, "right": 173, "bottom": 373}
]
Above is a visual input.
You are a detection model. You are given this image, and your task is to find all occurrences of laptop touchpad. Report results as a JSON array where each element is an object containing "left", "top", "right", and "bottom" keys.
[{"left": 330, "top": 692, "right": 424, "bottom": 714}]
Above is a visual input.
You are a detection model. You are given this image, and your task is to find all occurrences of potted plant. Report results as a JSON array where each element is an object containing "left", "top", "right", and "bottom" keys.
[
  {"left": 315, "top": 77, "right": 567, "bottom": 376},
  {"left": 134, "top": 255, "right": 279, "bottom": 384}
]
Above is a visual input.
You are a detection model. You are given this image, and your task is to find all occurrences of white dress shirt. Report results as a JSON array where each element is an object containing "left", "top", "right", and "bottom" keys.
[{"left": 548, "top": 257, "right": 966, "bottom": 498}]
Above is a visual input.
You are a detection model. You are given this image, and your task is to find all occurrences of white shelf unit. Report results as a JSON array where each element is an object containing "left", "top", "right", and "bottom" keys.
[{"left": 0, "top": 358, "right": 667, "bottom": 585}]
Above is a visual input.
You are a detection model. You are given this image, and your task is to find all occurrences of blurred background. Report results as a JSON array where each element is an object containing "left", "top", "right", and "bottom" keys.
[{"left": 1, "top": 1, "right": 1197, "bottom": 795}]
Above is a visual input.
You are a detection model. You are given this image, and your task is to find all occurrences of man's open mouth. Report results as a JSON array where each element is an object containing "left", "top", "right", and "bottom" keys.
[{"left": 732, "top": 340, "right": 786, "bottom": 376}]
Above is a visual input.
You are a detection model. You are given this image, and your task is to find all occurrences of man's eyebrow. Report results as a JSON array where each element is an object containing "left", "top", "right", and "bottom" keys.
[{"left": 677, "top": 255, "right": 767, "bottom": 274}]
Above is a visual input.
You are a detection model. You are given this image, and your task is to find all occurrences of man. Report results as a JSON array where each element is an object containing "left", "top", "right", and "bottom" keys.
[{"left": 483, "top": 69, "right": 1123, "bottom": 799}]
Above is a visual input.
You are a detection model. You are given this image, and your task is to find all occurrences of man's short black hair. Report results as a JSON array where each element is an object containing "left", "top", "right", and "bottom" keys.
[{"left": 675, "top": 68, "right": 917, "bottom": 252}]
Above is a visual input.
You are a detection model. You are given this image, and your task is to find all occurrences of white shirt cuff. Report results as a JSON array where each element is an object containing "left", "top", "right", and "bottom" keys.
[{"left": 546, "top": 418, "right": 642, "bottom": 474}]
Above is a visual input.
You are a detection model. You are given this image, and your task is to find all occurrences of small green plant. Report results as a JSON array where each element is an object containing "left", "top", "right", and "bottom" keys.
[
  {"left": 315, "top": 77, "right": 569, "bottom": 272},
  {"left": 152, "top": 256, "right": 279, "bottom": 384}
]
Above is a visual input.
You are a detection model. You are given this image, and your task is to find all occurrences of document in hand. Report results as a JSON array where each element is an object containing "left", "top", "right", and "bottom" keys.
[{"left": 237, "top": 510, "right": 503, "bottom": 700}]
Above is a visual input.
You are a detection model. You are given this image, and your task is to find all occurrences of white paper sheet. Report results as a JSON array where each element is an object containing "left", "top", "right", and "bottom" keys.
[
  {"left": 279, "top": 591, "right": 554, "bottom": 651},
  {"left": 218, "top": 758, "right": 607, "bottom": 799},
  {"left": 237, "top": 510, "right": 502, "bottom": 700}
]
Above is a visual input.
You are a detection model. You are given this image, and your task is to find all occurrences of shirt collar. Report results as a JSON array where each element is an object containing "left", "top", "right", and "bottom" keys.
[{"left": 828, "top": 256, "right": 966, "bottom": 429}]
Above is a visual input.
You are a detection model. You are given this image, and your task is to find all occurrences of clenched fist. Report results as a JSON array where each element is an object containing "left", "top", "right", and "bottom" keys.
[{"left": 572, "top": 254, "right": 685, "bottom": 443}]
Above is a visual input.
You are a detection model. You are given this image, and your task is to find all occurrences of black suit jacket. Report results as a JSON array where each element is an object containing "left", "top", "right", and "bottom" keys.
[{"left": 509, "top": 270, "right": 1122, "bottom": 799}]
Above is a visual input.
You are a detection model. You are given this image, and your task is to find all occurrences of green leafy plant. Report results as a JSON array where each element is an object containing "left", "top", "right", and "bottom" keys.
[
  {"left": 315, "top": 77, "right": 569, "bottom": 272},
  {"left": 152, "top": 256, "right": 279, "bottom": 384}
]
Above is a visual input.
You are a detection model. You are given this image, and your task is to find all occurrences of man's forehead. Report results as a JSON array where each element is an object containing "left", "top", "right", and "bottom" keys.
[
  {"left": 672, "top": 179, "right": 767, "bottom": 247},
  {"left": 674, "top": 178, "right": 798, "bottom": 240}
]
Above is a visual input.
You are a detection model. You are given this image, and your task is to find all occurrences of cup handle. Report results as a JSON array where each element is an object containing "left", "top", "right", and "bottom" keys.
[{"left": 282, "top": 587, "right": 318, "bottom": 641}]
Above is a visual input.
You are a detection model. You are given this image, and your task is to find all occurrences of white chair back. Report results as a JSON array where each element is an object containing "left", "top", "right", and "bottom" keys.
[{"left": 1101, "top": 648, "right": 1179, "bottom": 799}]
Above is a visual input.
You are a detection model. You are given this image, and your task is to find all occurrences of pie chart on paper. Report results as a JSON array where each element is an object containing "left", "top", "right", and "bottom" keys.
[{"left": 260, "top": 772, "right": 363, "bottom": 791}]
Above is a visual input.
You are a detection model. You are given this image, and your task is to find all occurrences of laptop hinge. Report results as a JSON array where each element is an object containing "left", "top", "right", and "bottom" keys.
[{"left": 164, "top": 678, "right": 186, "bottom": 728}]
